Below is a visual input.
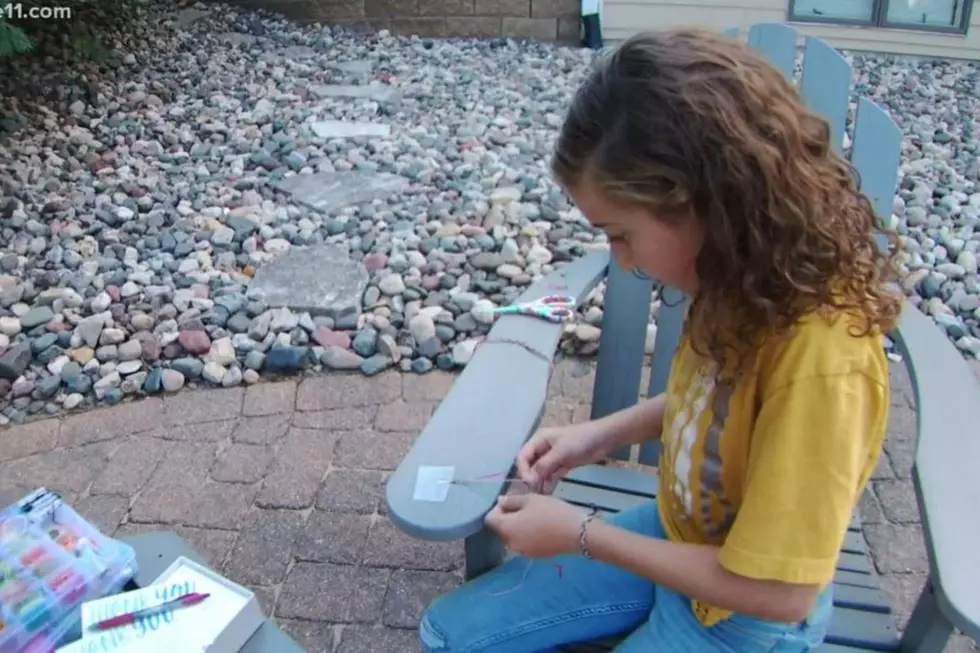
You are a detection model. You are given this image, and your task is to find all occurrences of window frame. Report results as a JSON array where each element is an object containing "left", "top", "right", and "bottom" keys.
[{"left": 787, "top": 0, "right": 973, "bottom": 34}]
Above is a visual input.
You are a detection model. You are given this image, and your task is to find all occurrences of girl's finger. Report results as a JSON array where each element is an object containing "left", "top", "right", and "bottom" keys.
[
  {"left": 538, "top": 466, "right": 569, "bottom": 494},
  {"left": 531, "top": 449, "right": 565, "bottom": 489},
  {"left": 517, "top": 439, "right": 550, "bottom": 484},
  {"left": 497, "top": 494, "right": 529, "bottom": 512},
  {"left": 484, "top": 504, "right": 504, "bottom": 530}
]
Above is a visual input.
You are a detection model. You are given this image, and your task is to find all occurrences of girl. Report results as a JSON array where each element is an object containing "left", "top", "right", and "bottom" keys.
[{"left": 419, "top": 28, "right": 903, "bottom": 652}]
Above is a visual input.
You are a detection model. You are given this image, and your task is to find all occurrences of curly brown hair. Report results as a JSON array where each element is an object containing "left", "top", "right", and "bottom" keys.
[{"left": 552, "top": 28, "right": 904, "bottom": 369}]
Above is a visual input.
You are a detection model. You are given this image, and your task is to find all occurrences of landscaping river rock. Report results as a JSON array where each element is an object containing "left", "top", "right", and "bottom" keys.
[{"left": 0, "top": 1, "right": 978, "bottom": 422}]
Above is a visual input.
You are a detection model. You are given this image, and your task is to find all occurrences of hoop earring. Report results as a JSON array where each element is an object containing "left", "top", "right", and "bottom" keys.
[
  {"left": 659, "top": 285, "right": 686, "bottom": 308},
  {"left": 628, "top": 268, "right": 685, "bottom": 308}
]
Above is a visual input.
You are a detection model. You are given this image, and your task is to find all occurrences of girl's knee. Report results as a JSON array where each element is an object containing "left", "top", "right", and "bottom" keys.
[
  {"left": 419, "top": 611, "right": 447, "bottom": 652},
  {"left": 418, "top": 598, "right": 454, "bottom": 652},
  {"left": 418, "top": 589, "right": 489, "bottom": 652}
]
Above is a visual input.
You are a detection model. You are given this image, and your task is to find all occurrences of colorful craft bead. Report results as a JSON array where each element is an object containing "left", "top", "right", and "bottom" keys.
[
  {"left": 14, "top": 593, "right": 49, "bottom": 631},
  {"left": 48, "top": 569, "right": 86, "bottom": 603}
]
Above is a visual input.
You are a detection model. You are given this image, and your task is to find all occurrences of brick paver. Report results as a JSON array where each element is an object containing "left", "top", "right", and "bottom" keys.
[{"left": 0, "top": 362, "right": 977, "bottom": 652}]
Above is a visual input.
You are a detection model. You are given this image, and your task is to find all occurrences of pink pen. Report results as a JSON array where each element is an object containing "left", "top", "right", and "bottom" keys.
[{"left": 89, "top": 592, "right": 210, "bottom": 631}]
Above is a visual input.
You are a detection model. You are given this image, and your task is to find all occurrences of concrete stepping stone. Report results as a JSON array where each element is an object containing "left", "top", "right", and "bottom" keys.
[
  {"left": 283, "top": 45, "right": 317, "bottom": 58},
  {"left": 260, "top": 46, "right": 318, "bottom": 64},
  {"left": 246, "top": 245, "right": 369, "bottom": 318},
  {"left": 216, "top": 33, "right": 258, "bottom": 46},
  {"left": 329, "top": 60, "right": 373, "bottom": 76},
  {"left": 175, "top": 8, "right": 207, "bottom": 27},
  {"left": 271, "top": 171, "right": 409, "bottom": 214},
  {"left": 309, "top": 84, "right": 400, "bottom": 104},
  {"left": 311, "top": 120, "right": 390, "bottom": 140}
]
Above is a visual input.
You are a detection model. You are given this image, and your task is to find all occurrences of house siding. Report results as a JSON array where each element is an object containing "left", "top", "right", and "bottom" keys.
[{"left": 603, "top": 0, "right": 980, "bottom": 59}]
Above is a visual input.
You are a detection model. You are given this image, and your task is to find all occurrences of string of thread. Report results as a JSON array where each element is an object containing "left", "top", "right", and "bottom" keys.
[
  {"left": 486, "top": 559, "right": 536, "bottom": 596},
  {"left": 485, "top": 559, "right": 564, "bottom": 597},
  {"left": 450, "top": 468, "right": 566, "bottom": 596},
  {"left": 470, "top": 336, "right": 558, "bottom": 387},
  {"left": 466, "top": 326, "right": 564, "bottom": 596}
]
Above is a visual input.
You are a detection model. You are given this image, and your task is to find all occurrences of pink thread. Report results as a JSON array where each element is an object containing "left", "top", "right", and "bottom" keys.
[
  {"left": 485, "top": 560, "right": 564, "bottom": 597},
  {"left": 474, "top": 471, "right": 508, "bottom": 481}
]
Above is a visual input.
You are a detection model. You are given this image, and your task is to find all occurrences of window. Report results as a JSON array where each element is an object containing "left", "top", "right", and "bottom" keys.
[{"left": 788, "top": 0, "right": 971, "bottom": 32}]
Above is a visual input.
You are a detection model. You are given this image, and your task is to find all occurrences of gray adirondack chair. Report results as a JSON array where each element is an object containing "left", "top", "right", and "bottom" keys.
[{"left": 385, "top": 23, "right": 980, "bottom": 652}]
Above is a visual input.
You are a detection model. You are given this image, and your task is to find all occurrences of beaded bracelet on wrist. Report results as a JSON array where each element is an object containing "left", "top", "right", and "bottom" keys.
[{"left": 579, "top": 503, "right": 600, "bottom": 559}]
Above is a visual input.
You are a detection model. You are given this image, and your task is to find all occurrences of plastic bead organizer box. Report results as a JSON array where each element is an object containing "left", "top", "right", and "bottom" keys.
[{"left": 0, "top": 488, "right": 138, "bottom": 653}]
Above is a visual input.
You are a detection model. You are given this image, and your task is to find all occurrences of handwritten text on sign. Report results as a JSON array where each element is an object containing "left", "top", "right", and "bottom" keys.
[{"left": 83, "top": 581, "right": 196, "bottom": 636}]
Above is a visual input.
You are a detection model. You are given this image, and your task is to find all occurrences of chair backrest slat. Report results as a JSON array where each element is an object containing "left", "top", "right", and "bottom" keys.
[
  {"left": 799, "top": 36, "right": 851, "bottom": 154},
  {"left": 850, "top": 97, "right": 903, "bottom": 251},
  {"left": 636, "top": 286, "right": 689, "bottom": 464},
  {"left": 747, "top": 23, "right": 799, "bottom": 81},
  {"left": 591, "top": 261, "right": 653, "bottom": 461}
]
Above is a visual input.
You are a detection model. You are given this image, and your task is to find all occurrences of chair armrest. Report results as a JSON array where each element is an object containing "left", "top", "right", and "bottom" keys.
[
  {"left": 384, "top": 250, "right": 611, "bottom": 541},
  {"left": 891, "top": 300, "right": 980, "bottom": 641}
]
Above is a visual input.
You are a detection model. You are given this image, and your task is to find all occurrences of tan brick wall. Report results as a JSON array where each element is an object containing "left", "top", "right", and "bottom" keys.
[{"left": 223, "top": 0, "right": 579, "bottom": 41}]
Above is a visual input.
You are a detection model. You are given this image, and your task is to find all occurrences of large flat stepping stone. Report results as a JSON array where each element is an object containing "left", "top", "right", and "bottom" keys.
[
  {"left": 271, "top": 171, "right": 409, "bottom": 213},
  {"left": 260, "top": 46, "right": 318, "bottom": 64},
  {"left": 309, "top": 84, "right": 400, "bottom": 104},
  {"left": 329, "top": 60, "right": 373, "bottom": 76},
  {"left": 246, "top": 245, "right": 369, "bottom": 318},
  {"left": 216, "top": 33, "right": 258, "bottom": 46},
  {"left": 311, "top": 120, "right": 390, "bottom": 140},
  {"left": 175, "top": 8, "right": 207, "bottom": 26},
  {"left": 283, "top": 45, "right": 317, "bottom": 58}
]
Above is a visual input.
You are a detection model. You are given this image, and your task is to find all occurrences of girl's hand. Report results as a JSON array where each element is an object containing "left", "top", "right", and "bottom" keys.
[
  {"left": 484, "top": 494, "right": 586, "bottom": 558},
  {"left": 516, "top": 424, "right": 608, "bottom": 493}
]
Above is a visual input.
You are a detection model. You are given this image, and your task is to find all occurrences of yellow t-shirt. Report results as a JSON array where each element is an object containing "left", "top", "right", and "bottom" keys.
[{"left": 656, "top": 308, "right": 890, "bottom": 626}]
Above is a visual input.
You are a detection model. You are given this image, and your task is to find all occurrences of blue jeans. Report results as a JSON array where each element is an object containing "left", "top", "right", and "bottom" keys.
[{"left": 419, "top": 501, "right": 833, "bottom": 652}]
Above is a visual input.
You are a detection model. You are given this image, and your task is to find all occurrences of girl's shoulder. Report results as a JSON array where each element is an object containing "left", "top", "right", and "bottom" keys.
[{"left": 755, "top": 307, "right": 889, "bottom": 390}]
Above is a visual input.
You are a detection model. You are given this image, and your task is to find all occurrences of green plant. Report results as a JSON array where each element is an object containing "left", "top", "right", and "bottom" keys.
[
  {"left": 0, "top": 17, "right": 34, "bottom": 58},
  {"left": 0, "top": 0, "right": 124, "bottom": 62}
]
